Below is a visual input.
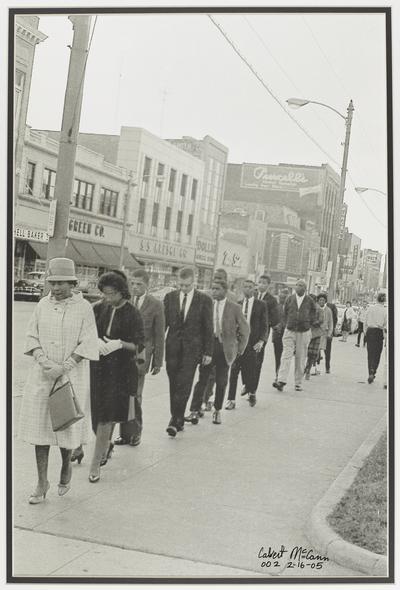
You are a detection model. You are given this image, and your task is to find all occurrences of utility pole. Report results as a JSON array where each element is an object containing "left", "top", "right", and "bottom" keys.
[
  {"left": 119, "top": 171, "right": 135, "bottom": 270},
  {"left": 328, "top": 99, "right": 354, "bottom": 302},
  {"left": 46, "top": 15, "right": 91, "bottom": 263}
]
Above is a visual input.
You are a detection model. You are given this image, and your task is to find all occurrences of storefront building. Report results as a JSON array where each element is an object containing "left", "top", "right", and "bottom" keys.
[{"left": 14, "top": 127, "right": 140, "bottom": 290}]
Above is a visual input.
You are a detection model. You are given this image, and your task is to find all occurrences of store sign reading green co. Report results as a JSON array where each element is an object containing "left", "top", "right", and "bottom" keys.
[{"left": 68, "top": 218, "right": 105, "bottom": 238}]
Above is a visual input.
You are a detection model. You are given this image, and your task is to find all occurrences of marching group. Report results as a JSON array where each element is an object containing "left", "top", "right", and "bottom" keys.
[{"left": 18, "top": 257, "right": 388, "bottom": 504}]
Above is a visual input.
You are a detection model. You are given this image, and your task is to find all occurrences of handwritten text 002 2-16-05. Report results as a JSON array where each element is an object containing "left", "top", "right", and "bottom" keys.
[{"left": 257, "top": 545, "right": 329, "bottom": 570}]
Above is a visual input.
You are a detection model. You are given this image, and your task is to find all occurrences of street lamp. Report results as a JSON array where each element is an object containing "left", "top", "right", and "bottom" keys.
[
  {"left": 286, "top": 96, "right": 355, "bottom": 302},
  {"left": 355, "top": 186, "right": 387, "bottom": 197}
]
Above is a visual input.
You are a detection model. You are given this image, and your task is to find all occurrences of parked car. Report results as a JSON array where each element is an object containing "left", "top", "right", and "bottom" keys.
[
  {"left": 14, "top": 280, "right": 42, "bottom": 302},
  {"left": 25, "top": 271, "right": 45, "bottom": 293}
]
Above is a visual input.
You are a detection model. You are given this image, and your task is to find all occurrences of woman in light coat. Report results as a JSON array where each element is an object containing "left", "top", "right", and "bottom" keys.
[
  {"left": 19, "top": 258, "right": 99, "bottom": 504},
  {"left": 340, "top": 301, "right": 355, "bottom": 342}
]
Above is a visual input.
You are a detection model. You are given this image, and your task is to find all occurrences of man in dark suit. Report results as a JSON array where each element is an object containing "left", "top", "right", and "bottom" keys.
[
  {"left": 164, "top": 267, "right": 213, "bottom": 437},
  {"left": 189, "top": 280, "right": 249, "bottom": 425},
  {"left": 252, "top": 274, "right": 279, "bottom": 393},
  {"left": 325, "top": 299, "right": 338, "bottom": 374},
  {"left": 115, "top": 268, "right": 165, "bottom": 447},
  {"left": 226, "top": 279, "right": 268, "bottom": 408}
]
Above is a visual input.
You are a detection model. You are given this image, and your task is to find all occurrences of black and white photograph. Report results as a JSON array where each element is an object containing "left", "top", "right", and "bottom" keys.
[{"left": 7, "top": 1, "right": 395, "bottom": 583}]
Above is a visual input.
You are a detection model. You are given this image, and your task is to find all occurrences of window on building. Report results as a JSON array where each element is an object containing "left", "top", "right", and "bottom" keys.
[
  {"left": 25, "top": 162, "right": 36, "bottom": 194},
  {"left": 152, "top": 202, "right": 159, "bottom": 227},
  {"left": 99, "top": 187, "right": 119, "bottom": 217},
  {"left": 180, "top": 174, "right": 188, "bottom": 197},
  {"left": 191, "top": 179, "right": 198, "bottom": 201},
  {"left": 176, "top": 210, "right": 183, "bottom": 233},
  {"left": 168, "top": 168, "right": 176, "bottom": 192},
  {"left": 187, "top": 214, "right": 193, "bottom": 236},
  {"left": 156, "top": 163, "right": 165, "bottom": 187},
  {"left": 42, "top": 168, "right": 56, "bottom": 200},
  {"left": 255, "top": 209, "right": 265, "bottom": 222},
  {"left": 72, "top": 179, "right": 94, "bottom": 211},
  {"left": 164, "top": 206, "right": 171, "bottom": 230},
  {"left": 138, "top": 198, "right": 146, "bottom": 224},
  {"left": 143, "top": 156, "right": 152, "bottom": 182}
]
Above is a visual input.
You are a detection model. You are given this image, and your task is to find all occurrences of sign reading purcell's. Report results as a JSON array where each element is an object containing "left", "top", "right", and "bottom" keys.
[{"left": 240, "top": 164, "right": 321, "bottom": 192}]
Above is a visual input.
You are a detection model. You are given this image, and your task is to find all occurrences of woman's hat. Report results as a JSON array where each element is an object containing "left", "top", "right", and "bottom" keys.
[{"left": 46, "top": 258, "right": 77, "bottom": 282}]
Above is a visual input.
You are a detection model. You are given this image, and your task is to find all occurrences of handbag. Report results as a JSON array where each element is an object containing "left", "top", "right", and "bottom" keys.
[{"left": 49, "top": 377, "right": 84, "bottom": 432}]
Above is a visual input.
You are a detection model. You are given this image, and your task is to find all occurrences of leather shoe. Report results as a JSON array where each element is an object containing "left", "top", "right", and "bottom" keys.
[
  {"left": 273, "top": 381, "right": 285, "bottom": 392},
  {"left": 184, "top": 412, "right": 199, "bottom": 425},
  {"left": 129, "top": 436, "right": 141, "bottom": 447},
  {"left": 166, "top": 425, "right": 177, "bottom": 437},
  {"left": 176, "top": 425, "right": 184, "bottom": 432},
  {"left": 368, "top": 374, "right": 375, "bottom": 384},
  {"left": 248, "top": 394, "right": 256, "bottom": 407},
  {"left": 225, "top": 400, "right": 235, "bottom": 410},
  {"left": 212, "top": 410, "right": 221, "bottom": 424},
  {"left": 240, "top": 386, "right": 248, "bottom": 396},
  {"left": 114, "top": 437, "right": 128, "bottom": 446}
]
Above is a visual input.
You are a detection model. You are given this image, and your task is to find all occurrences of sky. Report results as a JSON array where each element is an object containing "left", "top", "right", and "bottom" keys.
[{"left": 26, "top": 10, "right": 389, "bottom": 256}]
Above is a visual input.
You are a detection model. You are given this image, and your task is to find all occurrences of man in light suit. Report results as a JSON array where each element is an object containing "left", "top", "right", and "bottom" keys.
[
  {"left": 164, "top": 267, "right": 214, "bottom": 437},
  {"left": 189, "top": 280, "right": 249, "bottom": 425},
  {"left": 226, "top": 279, "right": 268, "bottom": 409},
  {"left": 115, "top": 268, "right": 165, "bottom": 446}
]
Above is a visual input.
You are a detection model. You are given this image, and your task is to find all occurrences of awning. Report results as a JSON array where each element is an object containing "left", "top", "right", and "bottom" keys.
[
  {"left": 67, "top": 240, "right": 104, "bottom": 266},
  {"left": 28, "top": 241, "right": 48, "bottom": 259},
  {"left": 92, "top": 243, "right": 141, "bottom": 270}
]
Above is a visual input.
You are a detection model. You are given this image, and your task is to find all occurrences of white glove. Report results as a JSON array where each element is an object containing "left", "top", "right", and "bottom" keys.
[
  {"left": 98, "top": 338, "right": 109, "bottom": 356},
  {"left": 62, "top": 357, "right": 78, "bottom": 373},
  {"left": 102, "top": 337, "right": 123, "bottom": 356},
  {"left": 43, "top": 363, "right": 65, "bottom": 380}
]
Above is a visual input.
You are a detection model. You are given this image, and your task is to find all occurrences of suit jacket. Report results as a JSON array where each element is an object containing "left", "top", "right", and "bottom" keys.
[
  {"left": 284, "top": 294, "right": 317, "bottom": 332},
  {"left": 259, "top": 291, "right": 279, "bottom": 329},
  {"left": 238, "top": 298, "right": 268, "bottom": 347},
  {"left": 203, "top": 288, "right": 238, "bottom": 302},
  {"left": 219, "top": 300, "right": 250, "bottom": 365},
  {"left": 164, "top": 289, "right": 213, "bottom": 365},
  {"left": 138, "top": 293, "right": 165, "bottom": 372}
]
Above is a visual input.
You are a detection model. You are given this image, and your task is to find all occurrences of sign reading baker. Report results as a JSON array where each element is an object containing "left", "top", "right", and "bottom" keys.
[
  {"left": 131, "top": 236, "right": 195, "bottom": 264},
  {"left": 240, "top": 164, "right": 321, "bottom": 192}
]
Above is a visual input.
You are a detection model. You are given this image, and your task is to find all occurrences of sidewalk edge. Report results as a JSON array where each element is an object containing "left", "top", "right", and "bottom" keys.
[{"left": 306, "top": 413, "right": 388, "bottom": 577}]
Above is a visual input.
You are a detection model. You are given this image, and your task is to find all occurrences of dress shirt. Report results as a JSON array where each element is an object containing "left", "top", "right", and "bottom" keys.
[
  {"left": 242, "top": 296, "right": 254, "bottom": 323},
  {"left": 295, "top": 293, "right": 306, "bottom": 308},
  {"left": 214, "top": 297, "right": 227, "bottom": 336},
  {"left": 179, "top": 288, "right": 194, "bottom": 321},
  {"left": 365, "top": 304, "right": 387, "bottom": 331}
]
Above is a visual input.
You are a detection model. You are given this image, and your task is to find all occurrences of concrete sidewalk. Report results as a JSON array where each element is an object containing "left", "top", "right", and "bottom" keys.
[{"left": 12, "top": 319, "right": 387, "bottom": 579}]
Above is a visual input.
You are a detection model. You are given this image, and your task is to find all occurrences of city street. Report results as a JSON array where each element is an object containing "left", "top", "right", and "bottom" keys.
[{"left": 12, "top": 300, "right": 387, "bottom": 579}]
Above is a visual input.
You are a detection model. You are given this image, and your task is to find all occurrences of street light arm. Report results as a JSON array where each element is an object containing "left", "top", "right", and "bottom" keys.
[
  {"left": 355, "top": 186, "right": 387, "bottom": 197},
  {"left": 307, "top": 100, "right": 346, "bottom": 120}
]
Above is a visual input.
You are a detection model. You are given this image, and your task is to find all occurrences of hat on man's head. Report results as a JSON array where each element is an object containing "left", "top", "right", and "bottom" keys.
[{"left": 46, "top": 258, "right": 77, "bottom": 282}]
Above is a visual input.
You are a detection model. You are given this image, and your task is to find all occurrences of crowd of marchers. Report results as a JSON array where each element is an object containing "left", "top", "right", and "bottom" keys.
[{"left": 18, "top": 257, "right": 387, "bottom": 504}]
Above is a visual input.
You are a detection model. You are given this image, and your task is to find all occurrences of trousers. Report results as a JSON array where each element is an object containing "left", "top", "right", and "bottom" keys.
[
  {"left": 167, "top": 352, "right": 199, "bottom": 429},
  {"left": 277, "top": 329, "right": 311, "bottom": 386},
  {"left": 191, "top": 338, "right": 229, "bottom": 412},
  {"left": 366, "top": 327, "right": 384, "bottom": 376},
  {"left": 273, "top": 337, "right": 284, "bottom": 377},
  {"left": 227, "top": 344, "right": 258, "bottom": 400}
]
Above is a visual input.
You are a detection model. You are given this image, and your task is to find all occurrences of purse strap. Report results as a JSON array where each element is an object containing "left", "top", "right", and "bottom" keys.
[{"left": 50, "top": 375, "right": 71, "bottom": 395}]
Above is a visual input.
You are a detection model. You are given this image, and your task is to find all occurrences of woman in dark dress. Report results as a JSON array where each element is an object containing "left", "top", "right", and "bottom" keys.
[{"left": 89, "top": 271, "right": 144, "bottom": 483}]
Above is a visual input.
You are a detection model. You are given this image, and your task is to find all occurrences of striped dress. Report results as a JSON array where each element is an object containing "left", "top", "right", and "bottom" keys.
[{"left": 18, "top": 292, "right": 99, "bottom": 449}]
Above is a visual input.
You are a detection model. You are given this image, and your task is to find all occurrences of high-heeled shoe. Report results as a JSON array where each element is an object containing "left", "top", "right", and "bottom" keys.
[
  {"left": 29, "top": 481, "right": 50, "bottom": 504},
  {"left": 100, "top": 442, "right": 114, "bottom": 467},
  {"left": 58, "top": 463, "right": 72, "bottom": 496},
  {"left": 71, "top": 446, "right": 84, "bottom": 465},
  {"left": 88, "top": 467, "right": 100, "bottom": 483}
]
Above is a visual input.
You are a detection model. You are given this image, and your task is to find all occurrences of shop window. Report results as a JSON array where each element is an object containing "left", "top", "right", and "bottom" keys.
[
  {"left": 176, "top": 210, "right": 183, "bottom": 233},
  {"left": 72, "top": 179, "right": 94, "bottom": 211},
  {"left": 191, "top": 178, "right": 198, "bottom": 200},
  {"left": 180, "top": 174, "right": 188, "bottom": 197},
  {"left": 42, "top": 168, "right": 56, "bottom": 200},
  {"left": 168, "top": 168, "right": 176, "bottom": 193},
  {"left": 187, "top": 214, "right": 193, "bottom": 236},
  {"left": 99, "top": 187, "right": 119, "bottom": 217},
  {"left": 143, "top": 156, "right": 152, "bottom": 182},
  {"left": 138, "top": 198, "right": 146, "bottom": 224},
  {"left": 25, "top": 162, "right": 36, "bottom": 195}
]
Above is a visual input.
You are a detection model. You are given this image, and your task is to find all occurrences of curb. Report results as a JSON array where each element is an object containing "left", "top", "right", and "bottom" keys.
[{"left": 306, "top": 414, "right": 388, "bottom": 577}]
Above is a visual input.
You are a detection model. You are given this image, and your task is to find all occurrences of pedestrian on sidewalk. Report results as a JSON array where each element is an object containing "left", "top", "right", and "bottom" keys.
[
  {"left": 225, "top": 278, "right": 268, "bottom": 409},
  {"left": 273, "top": 279, "right": 316, "bottom": 392},
  {"left": 189, "top": 280, "right": 249, "bottom": 424},
  {"left": 272, "top": 290, "right": 289, "bottom": 384},
  {"left": 88, "top": 271, "right": 144, "bottom": 482},
  {"left": 164, "top": 267, "right": 213, "bottom": 437},
  {"left": 340, "top": 301, "right": 355, "bottom": 342},
  {"left": 188, "top": 268, "right": 238, "bottom": 419},
  {"left": 115, "top": 269, "right": 165, "bottom": 448},
  {"left": 304, "top": 294, "right": 324, "bottom": 380},
  {"left": 315, "top": 293, "right": 333, "bottom": 373},
  {"left": 325, "top": 298, "right": 338, "bottom": 374},
  {"left": 355, "top": 302, "right": 368, "bottom": 347},
  {"left": 365, "top": 292, "right": 387, "bottom": 384},
  {"left": 18, "top": 258, "right": 99, "bottom": 504},
  {"left": 252, "top": 274, "right": 280, "bottom": 393}
]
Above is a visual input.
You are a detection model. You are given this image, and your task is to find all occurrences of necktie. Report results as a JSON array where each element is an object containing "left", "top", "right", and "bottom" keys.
[
  {"left": 134, "top": 295, "right": 140, "bottom": 308},
  {"left": 244, "top": 297, "right": 249, "bottom": 320},
  {"left": 215, "top": 301, "right": 222, "bottom": 341},
  {"left": 180, "top": 293, "right": 187, "bottom": 323}
]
